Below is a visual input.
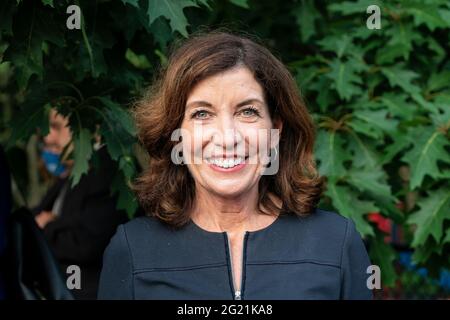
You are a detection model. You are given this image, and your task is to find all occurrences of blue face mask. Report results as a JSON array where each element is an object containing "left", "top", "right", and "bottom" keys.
[{"left": 41, "top": 150, "right": 67, "bottom": 177}]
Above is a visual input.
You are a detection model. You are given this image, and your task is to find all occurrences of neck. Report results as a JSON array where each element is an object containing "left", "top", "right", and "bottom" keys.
[{"left": 190, "top": 185, "right": 279, "bottom": 234}]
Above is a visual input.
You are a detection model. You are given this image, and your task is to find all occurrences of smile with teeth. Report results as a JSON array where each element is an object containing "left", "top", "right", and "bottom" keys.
[{"left": 206, "top": 157, "right": 245, "bottom": 168}]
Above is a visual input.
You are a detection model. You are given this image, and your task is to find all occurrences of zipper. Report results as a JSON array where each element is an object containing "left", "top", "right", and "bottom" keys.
[{"left": 225, "top": 232, "right": 249, "bottom": 300}]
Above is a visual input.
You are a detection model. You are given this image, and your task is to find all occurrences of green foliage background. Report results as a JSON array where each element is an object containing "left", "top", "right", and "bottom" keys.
[{"left": 1, "top": 0, "right": 449, "bottom": 294}]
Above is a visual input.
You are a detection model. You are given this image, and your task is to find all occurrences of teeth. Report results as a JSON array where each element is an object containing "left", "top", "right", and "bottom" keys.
[{"left": 207, "top": 157, "right": 244, "bottom": 168}]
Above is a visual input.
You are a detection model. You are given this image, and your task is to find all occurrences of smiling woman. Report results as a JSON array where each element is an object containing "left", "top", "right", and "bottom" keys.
[{"left": 97, "top": 31, "right": 373, "bottom": 300}]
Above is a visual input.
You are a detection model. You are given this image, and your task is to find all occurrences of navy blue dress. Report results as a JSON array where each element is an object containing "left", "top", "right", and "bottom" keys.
[{"left": 98, "top": 208, "right": 373, "bottom": 300}]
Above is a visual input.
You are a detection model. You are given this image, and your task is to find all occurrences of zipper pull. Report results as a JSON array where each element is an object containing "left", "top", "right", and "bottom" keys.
[{"left": 235, "top": 290, "right": 241, "bottom": 300}]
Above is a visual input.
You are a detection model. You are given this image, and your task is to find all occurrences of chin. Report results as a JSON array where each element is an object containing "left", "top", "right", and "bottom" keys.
[
  {"left": 204, "top": 181, "right": 254, "bottom": 199},
  {"left": 191, "top": 164, "right": 262, "bottom": 198}
]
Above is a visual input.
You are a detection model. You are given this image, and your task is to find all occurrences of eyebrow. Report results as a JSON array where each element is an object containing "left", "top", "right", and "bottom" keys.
[{"left": 186, "top": 98, "right": 265, "bottom": 109}]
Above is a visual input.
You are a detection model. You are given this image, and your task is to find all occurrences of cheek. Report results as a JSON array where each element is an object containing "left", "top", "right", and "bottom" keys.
[
  {"left": 61, "top": 128, "right": 72, "bottom": 145},
  {"left": 181, "top": 127, "right": 205, "bottom": 163},
  {"left": 240, "top": 123, "right": 272, "bottom": 156}
]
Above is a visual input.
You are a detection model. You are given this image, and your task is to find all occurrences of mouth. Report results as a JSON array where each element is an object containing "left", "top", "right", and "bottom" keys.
[{"left": 205, "top": 156, "right": 249, "bottom": 171}]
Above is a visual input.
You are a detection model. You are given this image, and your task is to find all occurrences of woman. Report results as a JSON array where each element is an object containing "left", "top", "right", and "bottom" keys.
[{"left": 98, "top": 31, "right": 372, "bottom": 300}]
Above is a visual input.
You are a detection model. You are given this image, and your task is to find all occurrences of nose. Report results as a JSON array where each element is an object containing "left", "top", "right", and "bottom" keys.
[
  {"left": 44, "top": 129, "right": 55, "bottom": 145},
  {"left": 211, "top": 114, "right": 243, "bottom": 152}
]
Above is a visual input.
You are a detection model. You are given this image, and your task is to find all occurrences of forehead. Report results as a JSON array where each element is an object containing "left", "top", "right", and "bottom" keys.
[
  {"left": 49, "top": 109, "right": 69, "bottom": 125},
  {"left": 187, "top": 67, "right": 265, "bottom": 103}
]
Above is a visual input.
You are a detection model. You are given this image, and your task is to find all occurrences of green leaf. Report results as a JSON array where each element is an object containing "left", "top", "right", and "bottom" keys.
[
  {"left": 228, "top": 0, "right": 249, "bottom": 9},
  {"left": 7, "top": 88, "right": 50, "bottom": 148},
  {"left": 411, "top": 242, "right": 433, "bottom": 265},
  {"left": 380, "top": 133, "right": 411, "bottom": 165},
  {"left": 147, "top": 0, "right": 200, "bottom": 37},
  {"left": 347, "top": 169, "right": 396, "bottom": 202},
  {"left": 444, "top": 231, "right": 450, "bottom": 244},
  {"left": 376, "top": 44, "right": 407, "bottom": 65},
  {"left": 78, "top": 20, "right": 114, "bottom": 78},
  {"left": 369, "top": 234, "right": 397, "bottom": 287},
  {"left": 401, "top": 127, "right": 450, "bottom": 189},
  {"left": 149, "top": 17, "right": 173, "bottom": 50},
  {"left": 294, "top": 0, "right": 320, "bottom": 42},
  {"left": 430, "top": 95, "right": 450, "bottom": 128},
  {"left": 326, "top": 58, "right": 362, "bottom": 101},
  {"left": 121, "top": 0, "right": 139, "bottom": 7},
  {"left": 6, "top": 31, "right": 44, "bottom": 87},
  {"left": 328, "top": 0, "right": 381, "bottom": 15},
  {"left": 381, "top": 66, "right": 421, "bottom": 94},
  {"left": 318, "top": 35, "right": 355, "bottom": 59},
  {"left": 325, "top": 181, "right": 376, "bottom": 237},
  {"left": 407, "top": 188, "right": 450, "bottom": 246},
  {"left": 380, "top": 93, "right": 416, "bottom": 121},
  {"left": 111, "top": 171, "right": 139, "bottom": 218},
  {"left": 119, "top": 156, "right": 137, "bottom": 180},
  {"left": 308, "top": 76, "right": 334, "bottom": 113},
  {"left": 315, "top": 129, "right": 350, "bottom": 177},
  {"left": 295, "top": 66, "right": 318, "bottom": 90},
  {"left": 110, "top": 2, "right": 150, "bottom": 42},
  {"left": 71, "top": 128, "right": 93, "bottom": 187},
  {"left": 427, "top": 71, "right": 450, "bottom": 92},
  {"left": 405, "top": 2, "right": 448, "bottom": 31},
  {"left": 377, "top": 23, "right": 420, "bottom": 63},
  {"left": 349, "top": 109, "right": 398, "bottom": 139},
  {"left": 41, "top": 0, "right": 54, "bottom": 7},
  {"left": 97, "top": 98, "right": 136, "bottom": 163},
  {"left": 347, "top": 132, "right": 379, "bottom": 169},
  {"left": 98, "top": 97, "right": 137, "bottom": 137},
  {"left": 125, "top": 48, "right": 151, "bottom": 70},
  {"left": 424, "top": 37, "right": 446, "bottom": 64},
  {"left": 411, "top": 237, "right": 445, "bottom": 267},
  {"left": 411, "top": 93, "right": 437, "bottom": 113},
  {"left": 5, "top": 5, "right": 65, "bottom": 87},
  {"left": 438, "top": 8, "right": 450, "bottom": 27}
]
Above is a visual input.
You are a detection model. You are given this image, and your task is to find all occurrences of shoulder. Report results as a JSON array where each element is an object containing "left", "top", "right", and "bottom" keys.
[
  {"left": 105, "top": 216, "right": 165, "bottom": 251},
  {"left": 110, "top": 215, "right": 188, "bottom": 256},
  {"left": 302, "top": 208, "right": 350, "bottom": 227},
  {"left": 118, "top": 215, "right": 177, "bottom": 244},
  {"left": 102, "top": 216, "right": 169, "bottom": 269},
  {"left": 283, "top": 208, "right": 354, "bottom": 241},
  {"left": 267, "top": 208, "right": 362, "bottom": 266}
]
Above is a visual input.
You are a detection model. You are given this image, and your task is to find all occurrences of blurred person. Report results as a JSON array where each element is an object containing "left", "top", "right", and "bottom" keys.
[{"left": 33, "top": 109, "right": 128, "bottom": 300}]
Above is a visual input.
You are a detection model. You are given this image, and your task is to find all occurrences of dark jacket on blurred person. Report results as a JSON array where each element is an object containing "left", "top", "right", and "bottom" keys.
[
  {"left": 0, "top": 146, "right": 12, "bottom": 299},
  {"left": 32, "top": 146, "right": 128, "bottom": 300}
]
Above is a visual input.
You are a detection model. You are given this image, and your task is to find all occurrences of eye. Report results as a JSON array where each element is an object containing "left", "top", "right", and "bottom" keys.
[
  {"left": 238, "top": 106, "right": 261, "bottom": 118},
  {"left": 191, "top": 109, "right": 211, "bottom": 120}
]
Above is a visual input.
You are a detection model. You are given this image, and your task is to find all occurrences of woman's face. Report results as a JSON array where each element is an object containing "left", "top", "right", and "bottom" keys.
[{"left": 180, "top": 66, "right": 282, "bottom": 198}]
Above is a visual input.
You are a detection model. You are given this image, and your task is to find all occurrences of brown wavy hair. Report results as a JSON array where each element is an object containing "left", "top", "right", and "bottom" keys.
[{"left": 132, "top": 30, "right": 324, "bottom": 227}]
